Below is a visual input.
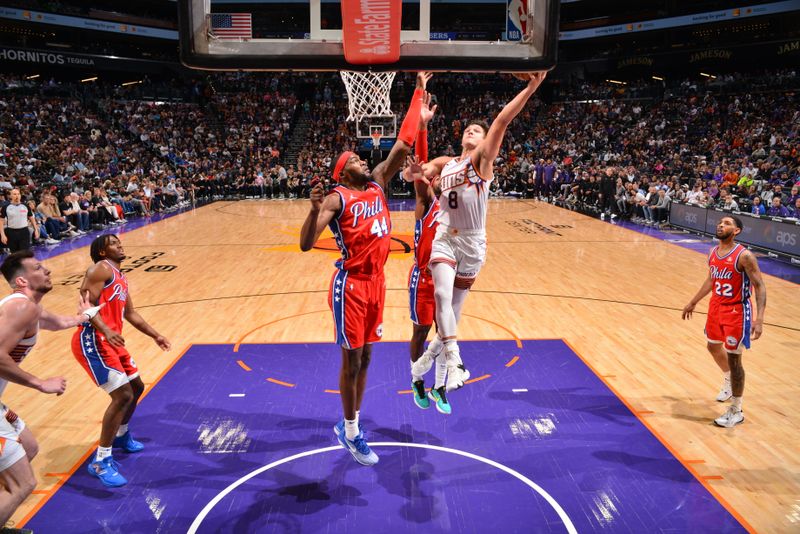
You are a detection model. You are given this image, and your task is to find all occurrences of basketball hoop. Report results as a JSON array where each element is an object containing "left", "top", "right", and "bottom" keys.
[
  {"left": 340, "top": 71, "right": 396, "bottom": 122},
  {"left": 370, "top": 131, "right": 382, "bottom": 149}
]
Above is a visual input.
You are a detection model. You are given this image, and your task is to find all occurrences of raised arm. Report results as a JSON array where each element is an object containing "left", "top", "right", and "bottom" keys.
[
  {"left": 371, "top": 72, "right": 432, "bottom": 189},
  {"left": 738, "top": 250, "right": 766, "bottom": 339},
  {"left": 473, "top": 72, "right": 547, "bottom": 178},
  {"left": 299, "top": 184, "right": 342, "bottom": 252}
]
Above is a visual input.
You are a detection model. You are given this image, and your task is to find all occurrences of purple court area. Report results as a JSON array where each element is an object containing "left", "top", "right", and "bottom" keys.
[{"left": 27, "top": 340, "right": 745, "bottom": 533}]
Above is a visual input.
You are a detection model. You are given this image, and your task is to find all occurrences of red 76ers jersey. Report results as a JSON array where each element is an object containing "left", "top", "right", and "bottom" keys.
[
  {"left": 708, "top": 244, "right": 750, "bottom": 305},
  {"left": 414, "top": 198, "right": 440, "bottom": 271},
  {"left": 328, "top": 181, "right": 391, "bottom": 275},
  {"left": 98, "top": 260, "right": 129, "bottom": 333}
]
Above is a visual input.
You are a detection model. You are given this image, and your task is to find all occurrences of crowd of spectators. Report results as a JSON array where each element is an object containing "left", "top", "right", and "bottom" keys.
[{"left": 1, "top": 68, "right": 799, "bottom": 255}]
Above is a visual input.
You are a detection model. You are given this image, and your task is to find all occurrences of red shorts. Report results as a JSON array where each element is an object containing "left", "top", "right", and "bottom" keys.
[
  {"left": 408, "top": 264, "right": 435, "bottom": 326},
  {"left": 329, "top": 270, "right": 385, "bottom": 349},
  {"left": 705, "top": 301, "right": 752, "bottom": 354},
  {"left": 72, "top": 326, "right": 139, "bottom": 393}
]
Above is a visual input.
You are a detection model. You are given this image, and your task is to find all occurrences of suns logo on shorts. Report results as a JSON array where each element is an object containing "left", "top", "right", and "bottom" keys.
[
  {"left": 726, "top": 336, "right": 738, "bottom": 346},
  {"left": 375, "top": 324, "right": 383, "bottom": 338}
]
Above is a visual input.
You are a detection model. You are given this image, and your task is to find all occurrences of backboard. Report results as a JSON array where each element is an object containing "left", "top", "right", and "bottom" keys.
[{"left": 178, "top": 0, "right": 559, "bottom": 73}]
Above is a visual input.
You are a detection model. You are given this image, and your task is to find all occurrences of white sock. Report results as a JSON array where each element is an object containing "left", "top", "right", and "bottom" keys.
[
  {"left": 95, "top": 446, "right": 112, "bottom": 462},
  {"left": 724, "top": 371, "right": 731, "bottom": 381},
  {"left": 116, "top": 424, "right": 129, "bottom": 437},
  {"left": 434, "top": 353, "right": 448, "bottom": 389},
  {"left": 731, "top": 397, "right": 742, "bottom": 411},
  {"left": 411, "top": 360, "right": 423, "bottom": 382},
  {"left": 355, "top": 410, "right": 360, "bottom": 426},
  {"left": 345, "top": 418, "right": 358, "bottom": 440}
]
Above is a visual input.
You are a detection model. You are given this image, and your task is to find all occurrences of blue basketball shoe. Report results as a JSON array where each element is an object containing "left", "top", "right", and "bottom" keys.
[
  {"left": 428, "top": 386, "right": 452, "bottom": 415},
  {"left": 412, "top": 380, "right": 430, "bottom": 409},
  {"left": 335, "top": 424, "right": 378, "bottom": 466},
  {"left": 113, "top": 431, "right": 144, "bottom": 453},
  {"left": 87, "top": 456, "right": 127, "bottom": 487}
]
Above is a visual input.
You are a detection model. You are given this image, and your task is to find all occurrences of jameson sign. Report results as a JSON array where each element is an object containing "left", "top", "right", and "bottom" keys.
[
  {"left": 0, "top": 47, "right": 94, "bottom": 66},
  {"left": 0, "top": 46, "right": 177, "bottom": 73}
]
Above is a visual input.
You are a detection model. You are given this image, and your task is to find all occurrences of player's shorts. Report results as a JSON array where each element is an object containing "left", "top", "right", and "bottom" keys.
[
  {"left": 429, "top": 225, "right": 487, "bottom": 284},
  {"left": 705, "top": 301, "right": 752, "bottom": 354},
  {"left": 329, "top": 269, "right": 385, "bottom": 350},
  {"left": 0, "top": 403, "right": 26, "bottom": 472},
  {"left": 72, "top": 326, "right": 140, "bottom": 393},
  {"left": 408, "top": 264, "right": 435, "bottom": 326}
]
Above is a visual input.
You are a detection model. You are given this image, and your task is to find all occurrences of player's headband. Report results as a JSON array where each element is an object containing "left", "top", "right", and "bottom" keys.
[{"left": 332, "top": 151, "right": 355, "bottom": 183}]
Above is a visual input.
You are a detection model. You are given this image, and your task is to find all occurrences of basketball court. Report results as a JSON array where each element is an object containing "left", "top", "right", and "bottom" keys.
[
  {"left": 4, "top": 0, "right": 800, "bottom": 532},
  {"left": 8, "top": 199, "right": 800, "bottom": 532}
]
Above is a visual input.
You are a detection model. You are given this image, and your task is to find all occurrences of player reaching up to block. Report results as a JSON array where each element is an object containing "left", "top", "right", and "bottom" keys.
[{"left": 300, "top": 72, "right": 432, "bottom": 466}]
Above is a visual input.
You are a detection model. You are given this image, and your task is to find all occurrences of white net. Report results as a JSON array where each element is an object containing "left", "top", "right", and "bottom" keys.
[{"left": 340, "top": 71, "right": 397, "bottom": 121}]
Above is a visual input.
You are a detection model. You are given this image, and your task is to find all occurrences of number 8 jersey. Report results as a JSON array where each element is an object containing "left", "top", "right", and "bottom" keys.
[
  {"left": 437, "top": 156, "right": 490, "bottom": 232},
  {"left": 328, "top": 181, "right": 391, "bottom": 275}
]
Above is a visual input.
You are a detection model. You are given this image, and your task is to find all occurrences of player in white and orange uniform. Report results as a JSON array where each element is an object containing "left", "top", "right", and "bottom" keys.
[
  {"left": 300, "top": 72, "right": 431, "bottom": 466},
  {"left": 683, "top": 215, "right": 767, "bottom": 428},
  {"left": 408, "top": 72, "right": 548, "bottom": 393},
  {"left": 73, "top": 234, "right": 171, "bottom": 487},
  {"left": 0, "top": 250, "right": 99, "bottom": 526}
]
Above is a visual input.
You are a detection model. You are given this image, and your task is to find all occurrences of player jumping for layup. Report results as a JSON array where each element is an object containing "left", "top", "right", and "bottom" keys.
[
  {"left": 410, "top": 72, "right": 547, "bottom": 392},
  {"left": 300, "top": 73, "right": 430, "bottom": 466},
  {"left": 682, "top": 215, "right": 766, "bottom": 427}
]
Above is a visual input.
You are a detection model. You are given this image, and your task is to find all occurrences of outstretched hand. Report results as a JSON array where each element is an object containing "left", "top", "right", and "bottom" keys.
[
  {"left": 403, "top": 155, "right": 427, "bottom": 184},
  {"left": 416, "top": 71, "right": 433, "bottom": 90},
  {"left": 420, "top": 92, "right": 437, "bottom": 126},
  {"left": 513, "top": 71, "right": 547, "bottom": 89}
]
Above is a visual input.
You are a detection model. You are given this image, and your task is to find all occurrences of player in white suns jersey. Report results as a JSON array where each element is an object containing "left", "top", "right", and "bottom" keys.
[{"left": 406, "top": 72, "right": 547, "bottom": 393}]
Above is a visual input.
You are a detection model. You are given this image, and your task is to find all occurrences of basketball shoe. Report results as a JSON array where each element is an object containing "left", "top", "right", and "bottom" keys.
[
  {"left": 412, "top": 380, "right": 430, "bottom": 409},
  {"left": 714, "top": 406, "right": 744, "bottom": 428},
  {"left": 428, "top": 386, "right": 452, "bottom": 415},
  {"left": 715, "top": 377, "right": 732, "bottom": 402},
  {"left": 445, "top": 347, "right": 470, "bottom": 391},
  {"left": 113, "top": 431, "right": 144, "bottom": 452},
  {"left": 411, "top": 352, "right": 435, "bottom": 378},
  {"left": 335, "top": 425, "right": 378, "bottom": 466},
  {"left": 87, "top": 457, "right": 127, "bottom": 487}
]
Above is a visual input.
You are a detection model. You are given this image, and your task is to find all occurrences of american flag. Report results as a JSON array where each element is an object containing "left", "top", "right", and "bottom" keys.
[{"left": 210, "top": 13, "right": 252, "bottom": 39}]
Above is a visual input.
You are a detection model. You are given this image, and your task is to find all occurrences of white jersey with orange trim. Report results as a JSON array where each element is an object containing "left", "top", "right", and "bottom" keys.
[
  {"left": 436, "top": 156, "right": 490, "bottom": 233},
  {"left": 0, "top": 293, "right": 38, "bottom": 399}
]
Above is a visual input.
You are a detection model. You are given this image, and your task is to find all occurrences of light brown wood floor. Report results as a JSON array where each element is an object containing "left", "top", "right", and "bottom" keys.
[{"left": 7, "top": 199, "right": 799, "bottom": 532}]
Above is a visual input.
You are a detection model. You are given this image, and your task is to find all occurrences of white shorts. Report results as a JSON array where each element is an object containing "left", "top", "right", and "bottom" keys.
[
  {"left": 429, "top": 226, "right": 487, "bottom": 281},
  {"left": 0, "top": 403, "right": 26, "bottom": 472}
]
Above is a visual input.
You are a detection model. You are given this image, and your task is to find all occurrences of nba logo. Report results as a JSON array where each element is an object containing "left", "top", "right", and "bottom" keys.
[{"left": 506, "top": 0, "right": 528, "bottom": 41}]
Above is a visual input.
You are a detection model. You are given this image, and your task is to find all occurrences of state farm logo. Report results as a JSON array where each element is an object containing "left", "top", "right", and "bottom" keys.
[
  {"left": 684, "top": 213, "right": 698, "bottom": 224},
  {"left": 776, "top": 231, "right": 797, "bottom": 247}
]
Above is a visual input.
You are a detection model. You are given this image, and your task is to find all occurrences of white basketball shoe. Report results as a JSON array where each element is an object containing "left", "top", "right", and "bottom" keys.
[{"left": 445, "top": 347, "right": 470, "bottom": 392}]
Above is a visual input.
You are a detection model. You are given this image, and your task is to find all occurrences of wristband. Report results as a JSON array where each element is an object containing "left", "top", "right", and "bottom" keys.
[{"left": 83, "top": 305, "right": 102, "bottom": 321}]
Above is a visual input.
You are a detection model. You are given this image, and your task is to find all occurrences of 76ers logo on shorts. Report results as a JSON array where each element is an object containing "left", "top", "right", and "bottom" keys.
[
  {"left": 376, "top": 324, "right": 383, "bottom": 338},
  {"left": 726, "top": 336, "right": 737, "bottom": 347}
]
